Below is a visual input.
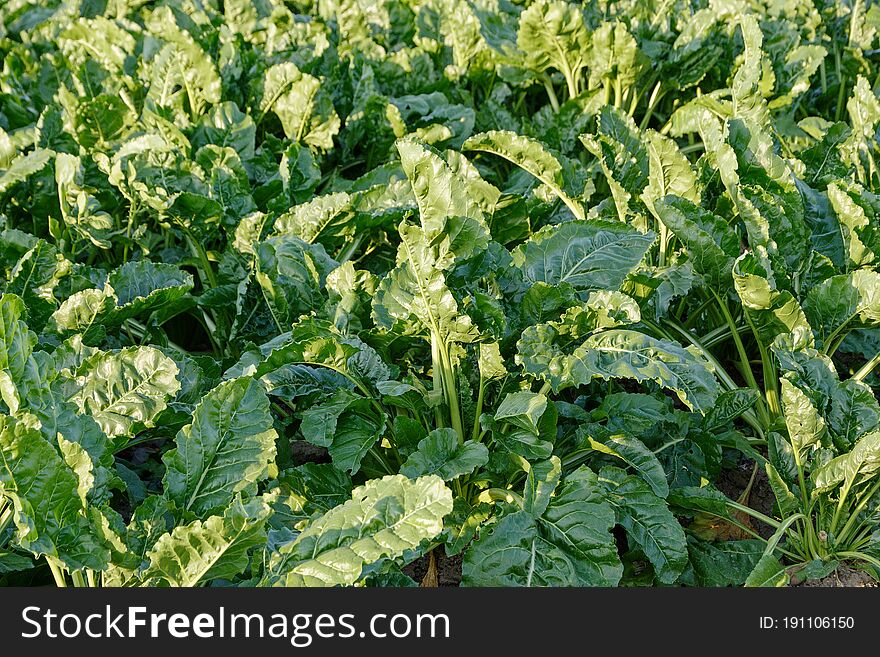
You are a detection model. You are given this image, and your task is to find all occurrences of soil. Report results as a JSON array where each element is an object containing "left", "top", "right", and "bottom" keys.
[
  {"left": 290, "top": 440, "right": 331, "bottom": 465},
  {"left": 798, "top": 565, "right": 879, "bottom": 587},
  {"left": 716, "top": 455, "right": 777, "bottom": 539},
  {"left": 403, "top": 547, "right": 463, "bottom": 587}
]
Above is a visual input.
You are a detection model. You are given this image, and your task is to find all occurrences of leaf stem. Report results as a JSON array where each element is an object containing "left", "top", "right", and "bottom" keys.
[
  {"left": 368, "top": 447, "right": 394, "bottom": 475},
  {"left": 853, "top": 350, "right": 880, "bottom": 382},
  {"left": 0, "top": 501, "right": 12, "bottom": 539},
  {"left": 437, "top": 340, "right": 465, "bottom": 444},
  {"left": 541, "top": 74, "right": 561, "bottom": 113},
  {"left": 479, "top": 488, "right": 524, "bottom": 507},
  {"left": 185, "top": 230, "right": 217, "bottom": 289},
  {"left": 336, "top": 234, "right": 365, "bottom": 264},
  {"left": 471, "top": 375, "right": 486, "bottom": 443},
  {"left": 837, "top": 551, "right": 880, "bottom": 571},
  {"left": 725, "top": 500, "right": 782, "bottom": 529},
  {"left": 70, "top": 570, "right": 87, "bottom": 587},
  {"left": 47, "top": 558, "right": 68, "bottom": 587},
  {"left": 710, "top": 291, "right": 771, "bottom": 423},
  {"left": 836, "top": 478, "right": 880, "bottom": 546},
  {"left": 653, "top": 319, "right": 764, "bottom": 439},
  {"left": 639, "top": 81, "right": 664, "bottom": 129}
]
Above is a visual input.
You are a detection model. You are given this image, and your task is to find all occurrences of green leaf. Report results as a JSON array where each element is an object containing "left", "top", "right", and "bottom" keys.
[
  {"left": 416, "top": 1, "right": 486, "bottom": 74},
  {"left": 17, "top": 354, "right": 112, "bottom": 501},
  {"left": 642, "top": 132, "right": 700, "bottom": 218},
  {"left": 400, "top": 428, "right": 488, "bottom": 480},
  {"left": 191, "top": 101, "right": 256, "bottom": 161},
  {"left": 46, "top": 289, "right": 114, "bottom": 340},
  {"left": 464, "top": 130, "right": 585, "bottom": 219},
  {"left": 58, "top": 436, "right": 94, "bottom": 505},
  {"left": 579, "top": 107, "right": 648, "bottom": 220},
  {"left": 599, "top": 468, "right": 687, "bottom": 585},
  {"left": 397, "top": 138, "right": 490, "bottom": 263},
  {"left": 276, "top": 464, "right": 353, "bottom": 518},
  {"left": 586, "top": 21, "right": 642, "bottom": 93},
  {"left": 517, "top": 327, "right": 720, "bottom": 412},
  {"left": 696, "top": 114, "right": 774, "bottom": 266},
  {"left": 196, "top": 145, "right": 256, "bottom": 228},
  {"left": 163, "top": 377, "right": 278, "bottom": 518},
  {"left": 441, "top": 497, "right": 493, "bottom": 557},
  {"left": 273, "top": 192, "right": 352, "bottom": 245},
  {"left": 683, "top": 537, "right": 764, "bottom": 586},
  {"left": 773, "top": 340, "right": 880, "bottom": 450},
  {"left": 513, "top": 220, "right": 654, "bottom": 295},
  {"left": 55, "top": 153, "right": 115, "bottom": 247},
  {"left": 745, "top": 553, "right": 789, "bottom": 587},
  {"left": 827, "top": 182, "right": 880, "bottom": 268},
  {"left": 257, "top": 63, "right": 339, "bottom": 151},
  {"left": 703, "top": 389, "right": 760, "bottom": 432},
  {"left": 483, "top": 415, "right": 554, "bottom": 464},
  {"left": 58, "top": 16, "right": 135, "bottom": 72},
  {"left": 797, "top": 559, "right": 840, "bottom": 583},
  {"left": 586, "top": 433, "right": 669, "bottom": 498},
  {"left": 145, "top": 40, "right": 221, "bottom": 123},
  {"left": 780, "top": 378, "right": 825, "bottom": 455},
  {"left": 516, "top": 0, "right": 589, "bottom": 99},
  {"left": 596, "top": 392, "right": 678, "bottom": 435},
  {"left": 804, "top": 270, "right": 880, "bottom": 346},
  {"left": 279, "top": 143, "right": 321, "bottom": 206},
  {"left": 523, "top": 456, "right": 562, "bottom": 517},
  {"left": 264, "top": 474, "right": 452, "bottom": 586},
  {"left": 143, "top": 496, "right": 271, "bottom": 587},
  {"left": 0, "top": 415, "right": 109, "bottom": 570},
  {"left": 69, "top": 97, "right": 129, "bottom": 151},
  {"left": 655, "top": 196, "right": 739, "bottom": 289},
  {"left": 68, "top": 346, "right": 180, "bottom": 439},
  {"left": 765, "top": 462, "right": 799, "bottom": 518},
  {"left": 731, "top": 16, "right": 772, "bottom": 136},
  {"left": 769, "top": 45, "right": 827, "bottom": 110},
  {"left": 261, "top": 364, "right": 351, "bottom": 401},
  {"left": 0, "top": 149, "right": 53, "bottom": 195},
  {"left": 373, "top": 224, "right": 478, "bottom": 343},
  {"left": 812, "top": 431, "right": 880, "bottom": 494},
  {"left": 843, "top": 76, "right": 880, "bottom": 183},
  {"left": 0, "top": 294, "right": 34, "bottom": 384},
  {"left": 732, "top": 253, "right": 812, "bottom": 346},
  {"left": 229, "top": 317, "right": 385, "bottom": 381},
  {"left": 0, "top": 551, "right": 35, "bottom": 573},
  {"left": 494, "top": 392, "right": 548, "bottom": 435},
  {"left": 254, "top": 236, "right": 338, "bottom": 330},
  {"left": 463, "top": 466, "right": 622, "bottom": 586},
  {"left": 300, "top": 389, "right": 387, "bottom": 475},
  {"left": 667, "top": 485, "right": 733, "bottom": 518},
  {"left": 827, "top": 379, "right": 880, "bottom": 451},
  {"left": 106, "top": 260, "right": 194, "bottom": 323},
  {"left": 478, "top": 342, "right": 507, "bottom": 381},
  {"left": 462, "top": 511, "right": 569, "bottom": 585},
  {"left": 7, "top": 240, "right": 69, "bottom": 331}
]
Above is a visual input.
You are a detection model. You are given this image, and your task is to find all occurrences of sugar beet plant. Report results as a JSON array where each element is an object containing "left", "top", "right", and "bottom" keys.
[{"left": 1, "top": 0, "right": 880, "bottom": 588}]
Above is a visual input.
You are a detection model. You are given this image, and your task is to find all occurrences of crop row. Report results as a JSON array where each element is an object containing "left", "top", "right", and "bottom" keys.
[{"left": 0, "top": 0, "right": 879, "bottom": 587}]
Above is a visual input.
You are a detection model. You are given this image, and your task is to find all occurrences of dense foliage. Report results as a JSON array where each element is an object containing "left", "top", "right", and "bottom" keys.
[{"left": 1, "top": 0, "right": 880, "bottom": 587}]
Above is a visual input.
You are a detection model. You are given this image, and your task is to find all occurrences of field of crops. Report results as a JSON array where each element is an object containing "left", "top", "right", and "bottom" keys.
[{"left": 1, "top": 0, "right": 879, "bottom": 589}]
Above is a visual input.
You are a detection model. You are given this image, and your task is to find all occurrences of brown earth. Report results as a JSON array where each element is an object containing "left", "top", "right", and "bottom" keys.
[
  {"left": 798, "top": 565, "right": 878, "bottom": 587},
  {"left": 403, "top": 547, "right": 463, "bottom": 587},
  {"left": 716, "top": 456, "right": 777, "bottom": 539}
]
